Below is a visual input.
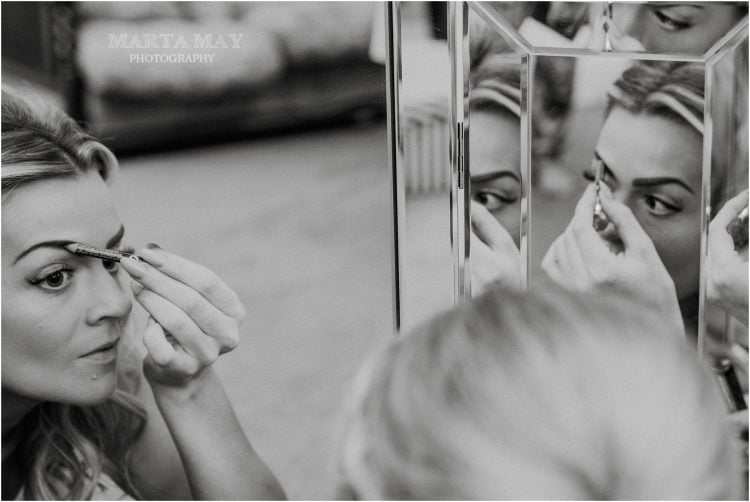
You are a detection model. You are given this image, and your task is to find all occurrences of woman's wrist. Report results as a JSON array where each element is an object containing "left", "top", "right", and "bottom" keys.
[{"left": 144, "top": 363, "right": 218, "bottom": 405}]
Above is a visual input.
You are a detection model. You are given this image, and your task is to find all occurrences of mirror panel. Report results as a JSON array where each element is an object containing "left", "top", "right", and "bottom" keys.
[{"left": 397, "top": 2, "right": 454, "bottom": 330}]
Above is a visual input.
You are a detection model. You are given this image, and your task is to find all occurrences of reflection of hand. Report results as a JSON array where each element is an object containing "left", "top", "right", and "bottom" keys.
[
  {"left": 470, "top": 201, "right": 520, "bottom": 296},
  {"left": 542, "top": 184, "right": 683, "bottom": 337},
  {"left": 121, "top": 245, "right": 245, "bottom": 388},
  {"left": 584, "top": 16, "right": 645, "bottom": 52},
  {"left": 708, "top": 190, "right": 749, "bottom": 324}
]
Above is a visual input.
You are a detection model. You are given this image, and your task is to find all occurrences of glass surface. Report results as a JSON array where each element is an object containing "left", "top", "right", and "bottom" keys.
[
  {"left": 470, "top": 1, "right": 747, "bottom": 58},
  {"left": 396, "top": 1, "right": 455, "bottom": 330},
  {"left": 466, "top": 5, "right": 525, "bottom": 295},
  {"left": 456, "top": 3, "right": 748, "bottom": 344},
  {"left": 702, "top": 25, "right": 748, "bottom": 408}
]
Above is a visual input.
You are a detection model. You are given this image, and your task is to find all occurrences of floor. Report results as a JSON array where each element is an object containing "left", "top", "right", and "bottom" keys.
[{"left": 113, "top": 123, "right": 394, "bottom": 499}]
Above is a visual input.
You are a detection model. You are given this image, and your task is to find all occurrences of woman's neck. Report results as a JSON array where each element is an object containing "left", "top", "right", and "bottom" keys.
[{"left": 2, "top": 388, "right": 40, "bottom": 447}]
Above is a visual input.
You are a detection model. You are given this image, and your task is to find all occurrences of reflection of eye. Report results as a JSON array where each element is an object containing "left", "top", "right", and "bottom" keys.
[
  {"left": 644, "top": 194, "right": 681, "bottom": 216},
  {"left": 653, "top": 9, "right": 691, "bottom": 31},
  {"left": 32, "top": 265, "right": 74, "bottom": 291},
  {"left": 474, "top": 191, "right": 515, "bottom": 211}
]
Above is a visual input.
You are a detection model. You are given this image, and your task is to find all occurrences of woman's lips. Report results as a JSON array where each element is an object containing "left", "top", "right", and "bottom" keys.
[{"left": 81, "top": 339, "right": 119, "bottom": 363}]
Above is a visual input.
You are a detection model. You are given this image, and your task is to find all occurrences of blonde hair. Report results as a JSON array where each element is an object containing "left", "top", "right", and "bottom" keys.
[
  {"left": 337, "top": 285, "right": 740, "bottom": 499},
  {"left": 2, "top": 87, "right": 146, "bottom": 499}
]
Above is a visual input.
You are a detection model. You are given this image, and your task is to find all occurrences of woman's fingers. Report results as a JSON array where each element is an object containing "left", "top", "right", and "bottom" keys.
[
  {"left": 471, "top": 201, "right": 517, "bottom": 254},
  {"left": 541, "top": 237, "right": 569, "bottom": 287},
  {"left": 711, "top": 190, "right": 749, "bottom": 230},
  {"left": 562, "top": 226, "right": 593, "bottom": 290},
  {"left": 142, "top": 316, "right": 177, "bottom": 366},
  {"left": 122, "top": 258, "right": 239, "bottom": 351},
  {"left": 137, "top": 246, "right": 245, "bottom": 320},
  {"left": 598, "top": 193, "right": 653, "bottom": 257},
  {"left": 131, "top": 284, "right": 222, "bottom": 365},
  {"left": 606, "top": 18, "right": 646, "bottom": 51}
]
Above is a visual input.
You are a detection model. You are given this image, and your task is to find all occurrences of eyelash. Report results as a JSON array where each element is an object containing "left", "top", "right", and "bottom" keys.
[
  {"left": 653, "top": 10, "right": 691, "bottom": 31},
  {"left": 102, "top": 245, "right": 136, "bottom": 273},
  {"left": 474, "top": 190, "right": 517, "bottom": 210},
  {"left": 30, "top": 264, "right": 75, "bottom": 291},
  {"left": 583, "top": 172, "right": 682, "bottom": 215},
  {"left": 30, "top": 245, "right": 135, "bottom": 292}
]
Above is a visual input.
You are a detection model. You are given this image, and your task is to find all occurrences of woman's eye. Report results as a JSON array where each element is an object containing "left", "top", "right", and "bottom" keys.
[
  {"left": 644, "top": 195, "right": 680, "bottom": 216},
  {"left": 582, "top": 170, "right": 595, "bottom": 182},
  {"left": 32, "top": 266, "right": 74, "bottom": 291},
  {"left": 102, "top": 259, "right": 120, "bottom": 272},
  {"left": 103, "top": 246, "right": 135, "bottom": 273},
  {"left": 474, "top": 191, "right": 513, "bottom": 211},
  {"left": 653, "top": 10, "right": 691, "bottom": 31}
]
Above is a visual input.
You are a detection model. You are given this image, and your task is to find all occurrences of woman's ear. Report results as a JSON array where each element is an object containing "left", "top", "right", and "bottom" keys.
[{"left": 91, "top": 142, "right": 119, "bottom": 184}]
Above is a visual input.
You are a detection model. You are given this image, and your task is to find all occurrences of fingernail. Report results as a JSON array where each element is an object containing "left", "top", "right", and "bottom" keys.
[
  {"left": 131, "top": 281, "right": 144, "bottom": 295},
  {"left": 139, "top": 247, "right": 166, "bottom": 267},
  {"left": 121, "top": 257, "right": 147, "bottom": 278}
]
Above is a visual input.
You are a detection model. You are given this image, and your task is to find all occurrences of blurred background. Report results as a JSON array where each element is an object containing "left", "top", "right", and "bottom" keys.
[{"left": 2, "top": 1, "right": 396, "bottom": 498}]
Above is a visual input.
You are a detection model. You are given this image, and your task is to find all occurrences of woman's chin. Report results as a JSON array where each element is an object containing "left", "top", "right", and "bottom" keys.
[{"left": 60, "top": 373, "right": 119, "bottom": 406}]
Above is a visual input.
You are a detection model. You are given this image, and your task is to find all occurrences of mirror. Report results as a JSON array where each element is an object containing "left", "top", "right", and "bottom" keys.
[
  {"left": 459, "top": 2, "right": 748, "bottom": 343},
  {"left": 395, "top": 2, "right": 455, "bottom": 330}
]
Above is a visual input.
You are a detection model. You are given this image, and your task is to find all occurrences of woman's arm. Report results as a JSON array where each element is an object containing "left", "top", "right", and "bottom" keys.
[{"left": 120, "top": 246, "right": 285, "bottom": 500}]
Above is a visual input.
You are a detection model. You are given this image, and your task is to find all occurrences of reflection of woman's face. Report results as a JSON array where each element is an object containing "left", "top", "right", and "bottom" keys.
[
  {"left": 470, "top": 110, "right": 522, "bottom": 247},
  {"left": 592, "top": 107, "right": 702, "bottom": 302},
  {"left": 629, "top": 3, "right": 743, "bottom": 54},
  {"left": 2, "top": 171, "right": 132, "bottom": 407}
]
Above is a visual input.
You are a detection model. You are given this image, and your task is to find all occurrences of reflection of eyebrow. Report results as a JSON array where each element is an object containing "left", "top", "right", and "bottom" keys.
[
  {"left": 471, "top": 171, "right": 521, "bottom": 184},
  {"left": 647, "top": 3, "right": 704, "bottom": 10},
  {"left": 632, "top": 177, "right": 695, "bottom": 194},
  {"left": 594, "top": 151, "right": 694, "bottom": 194},
  {"left": 14, "top": 225, "right": 126, "bottom": 264}
]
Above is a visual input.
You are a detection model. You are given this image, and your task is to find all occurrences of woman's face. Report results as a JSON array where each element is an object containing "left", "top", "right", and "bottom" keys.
[
  {"left": 592, "top": 107, "right": 703, "bottom": 301},
  {"left": 2, "top": 170, "right": 132, "bottom": 406},
  {"left": 470, "top": 110, "right": 522, "bottom": 247},
  {"left": 630, "top": 3, "right": 743, "bottom": 54}
]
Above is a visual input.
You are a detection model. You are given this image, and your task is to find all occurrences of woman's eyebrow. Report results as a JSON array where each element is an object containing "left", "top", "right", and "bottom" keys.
[
  {"left": 13, "top": 225, "right": 126, "bottom": 265},
  {"left": 470, "top": 171, "right": 521, "bottom": 184},
  {"left": 632, "top": 177, "right": 695, "bottom": 194}
]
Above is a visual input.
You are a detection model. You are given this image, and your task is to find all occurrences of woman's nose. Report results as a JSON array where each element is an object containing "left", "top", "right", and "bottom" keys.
[{"left": 86, "top": 267, "right": 133, "bottom": 325}]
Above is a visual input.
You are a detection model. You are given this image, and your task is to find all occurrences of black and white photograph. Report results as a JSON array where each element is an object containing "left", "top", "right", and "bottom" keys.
[{"left": 1, "top": 1, "right": 748, "bottom": 500}]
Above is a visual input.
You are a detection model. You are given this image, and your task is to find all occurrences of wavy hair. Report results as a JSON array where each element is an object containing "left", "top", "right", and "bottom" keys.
[
  {"left": 337, "top": 285, "right": 740, "bottom": 499},
  {"left": 2, "top": 88, "right": 146, "bottom": 500}
]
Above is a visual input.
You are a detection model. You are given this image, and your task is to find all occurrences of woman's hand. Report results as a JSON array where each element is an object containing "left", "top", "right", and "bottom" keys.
[
  {"left": 542, "top": 184, "right": 683, "bottom": 336},
  {"left": 121, "top": 244, "right": 245, "bottom": 388},
  {"left": 708, "top": 190, "right": 749, "bottom": 324},
  {"left": 470, "top": 201, "right": 521, "bottom": 295}
]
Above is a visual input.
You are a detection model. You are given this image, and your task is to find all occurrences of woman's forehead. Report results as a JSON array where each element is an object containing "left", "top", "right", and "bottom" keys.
[
  {"left": 596, "top": 108, "right": 703, "bottom": 188},
  {"left": 2, "top": 172, "right": 121, "bottom": 254}
]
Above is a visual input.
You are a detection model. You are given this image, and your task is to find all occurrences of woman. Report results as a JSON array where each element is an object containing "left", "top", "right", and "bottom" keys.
[
  {"left": 335, "top": 285, "right": 741, "bottom": 499},
  {"left": 585, "top": 2, "right": 747, "bottom": 53},
  {"left": 542, "top": 61, "right": 716, "bottom": 333},
  {"left": 1, "top": 89, "right": 285, "bottom": 500},
  {"left": 468, "top": 56, "right": 523, "bottom": 293}
]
